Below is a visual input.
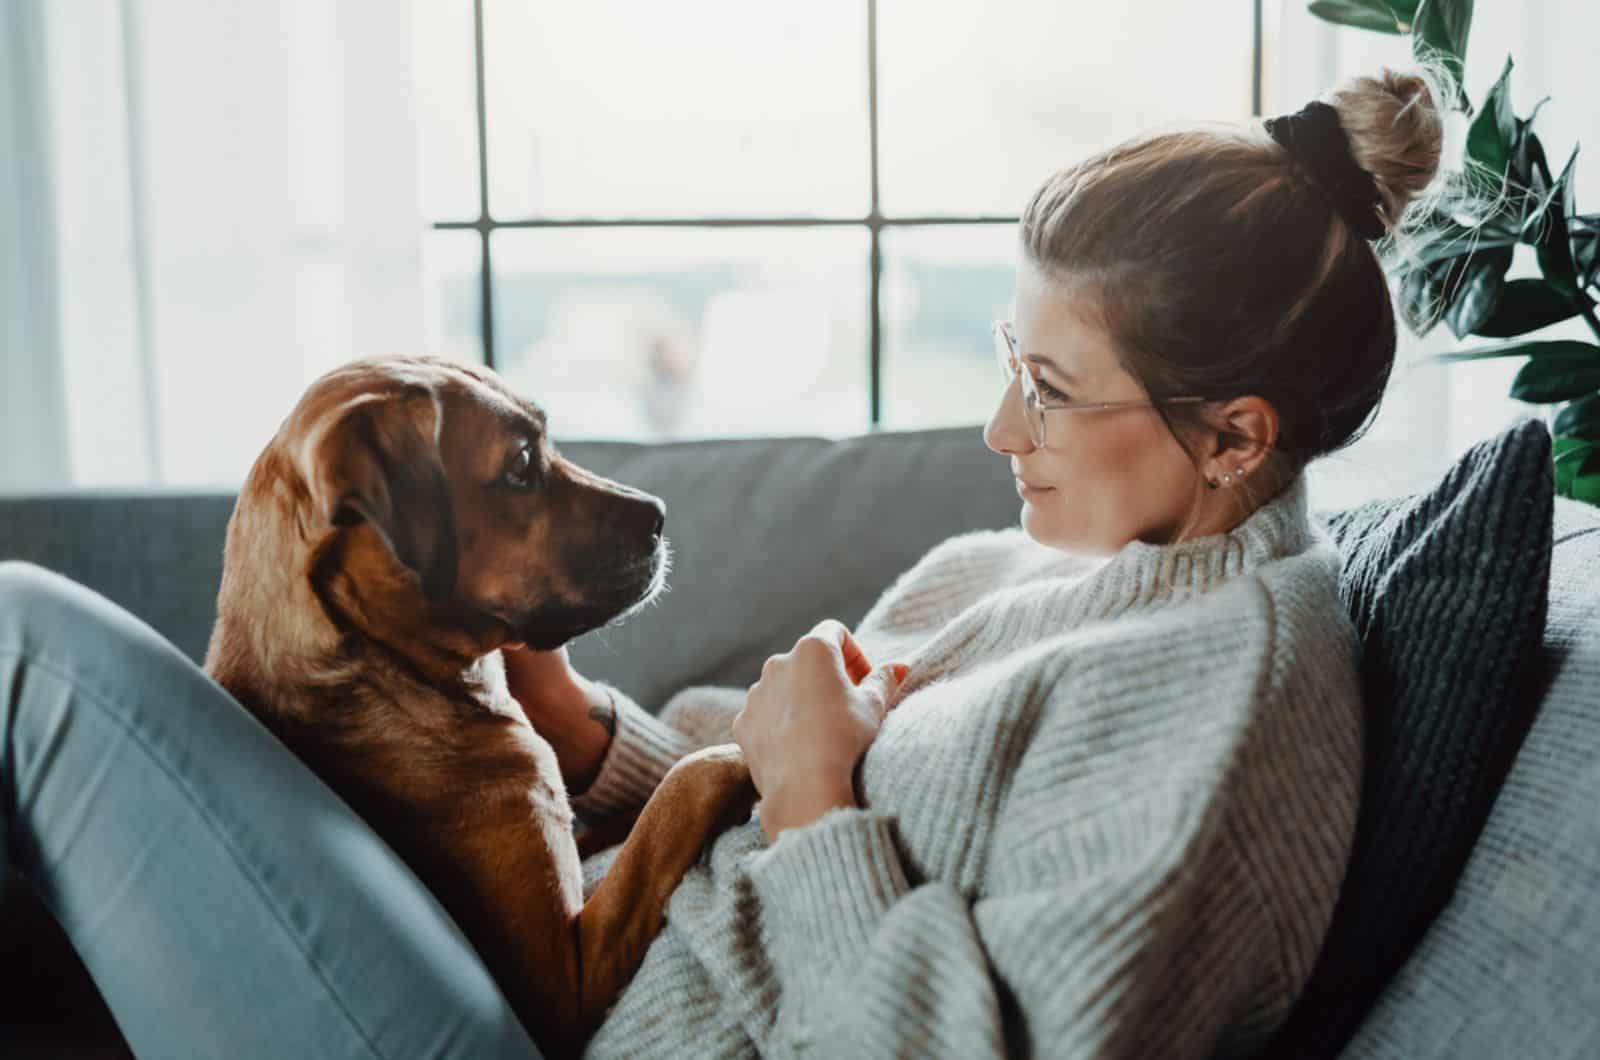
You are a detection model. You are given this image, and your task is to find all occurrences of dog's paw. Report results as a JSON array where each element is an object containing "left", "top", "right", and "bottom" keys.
[
  {"left": 664, "top": 742, "right": 756, "bottom": 820},
  {"left": 674, "top": 742, "right": 747, "bottom": 771}
]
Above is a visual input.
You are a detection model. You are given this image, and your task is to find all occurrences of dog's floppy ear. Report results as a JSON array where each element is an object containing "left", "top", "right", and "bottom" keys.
[{"left": 298, "top": 388, "right": 458, "bottom": 601}]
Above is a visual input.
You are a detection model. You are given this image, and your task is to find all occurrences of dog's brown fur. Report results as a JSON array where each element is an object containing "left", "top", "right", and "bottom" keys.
[{"left": 204, "top": 356, "right": 754, "bottom": 1057}]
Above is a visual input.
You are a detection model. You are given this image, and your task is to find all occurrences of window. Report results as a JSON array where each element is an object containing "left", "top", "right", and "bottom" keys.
[
  {"left": 415, "top": 0, "right": 1263, "bottom": 440},
  {"left": 45, "top": 0, "right": 1525, "bottom": 498}
]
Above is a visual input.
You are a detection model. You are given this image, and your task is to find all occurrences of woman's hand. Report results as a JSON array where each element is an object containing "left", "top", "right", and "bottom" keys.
[
  {"left": 733, "top": 620, "right": 908, "bottom": 843},
  {"left": 502, "top": 644, "right": 615, "bottom": 794}
]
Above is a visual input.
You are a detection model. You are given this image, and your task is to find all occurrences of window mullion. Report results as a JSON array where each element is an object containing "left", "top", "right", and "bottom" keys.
[
  {"left": 867, "top": 0, "right": 882, "bottom": 426},
  {"left": 473, "top": 0, "right": 495, "bottom": 368}
]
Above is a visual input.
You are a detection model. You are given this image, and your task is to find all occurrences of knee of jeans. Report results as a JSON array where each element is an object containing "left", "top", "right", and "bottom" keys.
[
  {"left": 0, "top": 559, "right": 58, "bottom": 615},
  {"left": 0, "top": 561, "right": 95, "bottom": 648}
]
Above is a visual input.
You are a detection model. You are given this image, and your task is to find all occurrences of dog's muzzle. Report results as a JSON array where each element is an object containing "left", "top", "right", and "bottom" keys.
[{"left": 513, "top": 536, "right": 670, "bottom": 650}]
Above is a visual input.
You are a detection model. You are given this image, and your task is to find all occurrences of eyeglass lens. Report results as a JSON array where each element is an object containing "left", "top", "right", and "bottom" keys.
[{"left": 994, "top": 326, "right": 1047, "bottom": 446}]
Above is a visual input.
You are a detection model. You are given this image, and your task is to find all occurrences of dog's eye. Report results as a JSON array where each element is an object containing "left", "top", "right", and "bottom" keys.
[{"left": 503, "top": 445, "right": 536, "bottom": 490}]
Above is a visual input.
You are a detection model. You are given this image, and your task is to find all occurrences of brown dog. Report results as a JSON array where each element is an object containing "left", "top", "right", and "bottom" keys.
[{"left": 204, "top": 355, "right": 754, "bottom": 1057}]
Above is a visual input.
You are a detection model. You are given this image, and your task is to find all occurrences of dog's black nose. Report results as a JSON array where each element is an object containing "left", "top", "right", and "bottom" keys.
[{"left": 621, "top": 493, "right": 665, "bottom": 541}]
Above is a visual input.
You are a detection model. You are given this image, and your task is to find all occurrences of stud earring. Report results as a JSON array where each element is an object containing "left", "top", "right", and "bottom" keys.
[{"left": 1222, "top": 473, "right": 1233, "bottom": 485}]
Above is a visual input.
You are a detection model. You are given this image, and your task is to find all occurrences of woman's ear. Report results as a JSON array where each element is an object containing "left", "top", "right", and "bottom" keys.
[{"left": 1206, "top": 395, "right": 1278, "bottom": 470}]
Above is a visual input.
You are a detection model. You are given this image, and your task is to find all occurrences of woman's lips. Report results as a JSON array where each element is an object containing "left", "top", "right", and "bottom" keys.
[{"left": 1015, "top": 477, "right": 1055, "bottom": 499}]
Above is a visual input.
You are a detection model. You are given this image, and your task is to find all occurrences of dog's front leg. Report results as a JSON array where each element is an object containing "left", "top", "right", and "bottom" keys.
[
  {"left": 442, "top": 796, "right": 596, "bottom": 1058},
  {"left": 573, "top": 743, "right": 756, "bottom": 1029},
  {"left": 433, "top": 745, "right": 751, "bottom": 1056}
]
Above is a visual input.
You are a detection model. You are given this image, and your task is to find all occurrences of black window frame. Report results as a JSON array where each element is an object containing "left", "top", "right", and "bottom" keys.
[{"left": 432, "top": 0, "right": 1265, "bottom": 427}]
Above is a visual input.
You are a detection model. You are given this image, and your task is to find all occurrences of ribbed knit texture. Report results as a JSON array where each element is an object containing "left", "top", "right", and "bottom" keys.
[
  {"left": 1343, "top": 497, "right": 1600, "bottom": 1059},
  {"left": 572, "top": 474, "right": 1364, "bottom": 1059},
  {"left": 1263, "top": 419, "right": 1556, "bottom": 1059}
]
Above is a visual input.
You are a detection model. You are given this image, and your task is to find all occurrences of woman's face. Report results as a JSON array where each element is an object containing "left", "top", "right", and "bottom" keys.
[{"left": 984, "top": 255, "right": 1206, "bottom": 554}]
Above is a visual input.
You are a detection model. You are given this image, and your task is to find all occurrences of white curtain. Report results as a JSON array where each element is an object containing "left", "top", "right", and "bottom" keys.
[
  {"left": 1, "top": 0, "right": 426, "bottom": 490},
  {"left": 1, "top": 0, "right": 69, "bottom": 490},
  {"left": 1274, "top": 0, "right": 1600, "bottom": 507}
]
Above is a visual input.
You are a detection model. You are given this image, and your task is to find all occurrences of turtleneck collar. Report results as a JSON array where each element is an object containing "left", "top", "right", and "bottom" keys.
[
  {"left": 1100, "top": 473, "right": 1319, "bottom": 601},
  {"left": 883, "top": 473, "right": 1327, "bottom": 689}
]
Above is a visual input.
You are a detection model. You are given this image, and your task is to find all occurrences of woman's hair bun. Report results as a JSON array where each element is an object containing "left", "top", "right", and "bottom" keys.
[{"left": 1323, "top": 65, "right": 1447, "bottom": 231}]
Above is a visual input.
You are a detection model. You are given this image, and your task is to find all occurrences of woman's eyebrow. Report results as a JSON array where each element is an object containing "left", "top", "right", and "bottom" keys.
[{"left": 1024, "top": 353, "right": 1081, "bottom": 386}]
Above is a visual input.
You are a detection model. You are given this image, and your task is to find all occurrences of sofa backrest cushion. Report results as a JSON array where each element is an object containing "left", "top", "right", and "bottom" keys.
[
  {"left": 0, "top": 430, "right": 1022, "bottom": 699},
  {"left": 0, "top": 492, "right": 235, "bottom": 664},
  {"left": 556, "top": 428, "right": 1020, "bottom": 706},
  {"left": 1338, "top": 494, "right": 1600, "bottom": 1058},
  {"left": 1264, "top": 419, "right": 1556, "bottom": 1058}
]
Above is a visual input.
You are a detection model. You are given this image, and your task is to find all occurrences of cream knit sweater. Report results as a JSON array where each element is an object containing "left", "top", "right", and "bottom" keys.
[{"left": 571, "top": 474, "right": 1362, "bottom": 1059}]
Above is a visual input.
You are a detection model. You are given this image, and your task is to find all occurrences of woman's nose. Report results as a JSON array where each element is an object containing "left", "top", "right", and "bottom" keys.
[{"left": 984, "top": 376, "right": 1036, "bottom": 456}]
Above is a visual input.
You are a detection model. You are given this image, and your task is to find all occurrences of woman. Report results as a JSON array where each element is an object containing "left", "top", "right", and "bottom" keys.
[
  {"left": 0, "top": 65, "right": 1441, "bottom": 1058},
  {"left": 504, "top": 66, "right": 1444, "bottom": 1058}
]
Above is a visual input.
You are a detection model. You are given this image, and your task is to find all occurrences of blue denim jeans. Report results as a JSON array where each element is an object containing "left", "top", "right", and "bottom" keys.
[{"left": 0, "top": 562, "right": 541, "bottom": 1059}]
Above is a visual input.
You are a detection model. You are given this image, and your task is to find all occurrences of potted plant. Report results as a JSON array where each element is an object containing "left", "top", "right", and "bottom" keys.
[{"left": 1308, "top": 0, "right": 1600, "bottom": 503}]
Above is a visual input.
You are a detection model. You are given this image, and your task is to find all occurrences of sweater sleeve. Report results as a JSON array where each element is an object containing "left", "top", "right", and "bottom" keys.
[
  {"left": 568, "top": 683, "right": 745, "bottom": 825},
  {"left": 746, "top": 775, "right": 1279, "bottom": 1058}
]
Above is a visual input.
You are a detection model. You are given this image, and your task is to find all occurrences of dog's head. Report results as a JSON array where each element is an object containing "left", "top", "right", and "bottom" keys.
[{"left": 246, "top": 356, "right": 667, "bottom": 662}]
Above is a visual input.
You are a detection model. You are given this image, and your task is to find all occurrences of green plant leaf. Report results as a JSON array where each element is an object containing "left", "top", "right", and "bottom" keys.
[
  {"left": 1521, "top": 144, "right": 1576, "bottom": 239},
  {"left": 1511, "top": 347, "right": 1600, "bottom": 403},
  {"left": 1401, "top": 265, "right": 1438, "bottom": 335},
  {"left": 1466, "top": 56, "right": 1516, "bottom": 177},
  {"left": 1400, "top": 269, "right": 1439, "bottom": 335},
  {"left": 1420, "top": 230, "right": 1516, "bottom": 270},
  {"left": 1445, "top": 244, "right": 1514, "bottom": 338},
  {"left": 1569, "top": 462, "right": 1600, "bottom": 505},
  {"left": 1400, "top": 253, "right": 1472, "bottom": 335},
  {"left": 1520, "top": 176, "right": 1563, "bottom": 243},
  {"left": 1525, "top": 125, "right": 1555, "bottom": 194},
  {"left": 1412, "top": 223, "right": 1519, "bottom": 268},
  {"left": 1553, "top": 392, "right": 1600, "bottom": 440},
  {"left": 1434, "top": 339, "right": 1600, "bottom": 364},
  {"left": 1496, "top": 125, "right": 1557, "bottom": 244},
  {"left": 1411, "top": 0, "right": 1476, "bottom": 105},
  {"left": 1571, "top": 213, "right": 1600, "bottom": 290},
  {"left": 1510, "top": 98, "right": 1548, "bottom": 188},
  {"left": 1568, "top": 473, "right": 1600, "bottom": 505},
  {"left": 1553, "top": 435, "right": 1600, "bottom": 502},
  {"left": 1474, "top": 279, "right": 1582, "bottom": 336},
  {"left": 1554, "top": 437, "right": 1598, "bottom": 465},
  {"left": 1508, "top": 97, "right": 1552, "bottom": 192},
  {"left": 1536, "top": 146, "right": 1581, "bottom": 294},
  {"left": 1402, "top": 242, "right": 1516, "bottom": 337},
  {"left": 1307, "top": 0, "right": 1418, "bottom": 33},
  {"left": 1553, "top": 435, "right": 1599, "bottom": 500}
]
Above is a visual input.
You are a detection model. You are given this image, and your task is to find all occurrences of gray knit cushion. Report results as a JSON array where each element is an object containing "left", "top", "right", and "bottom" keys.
[
  {"left": 1265, "top": 418, "right": 1556, "bottom": 1058},
  {"left": 1339, "top": 496, "right": 1600, "bottom": 1058}
]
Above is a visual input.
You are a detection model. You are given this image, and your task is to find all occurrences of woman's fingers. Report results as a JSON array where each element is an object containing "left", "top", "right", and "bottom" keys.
[
  {"left": 840, "top": 634, "right": 872, "bottom": 684},
  {"left": 859, "top": 662, "right": 912, "bottom": 718},
  {"left": 806, "top": 618, "right": 873, "bottom": 684}
]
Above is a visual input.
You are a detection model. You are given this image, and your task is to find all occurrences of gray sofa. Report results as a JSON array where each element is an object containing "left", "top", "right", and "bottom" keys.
[{"left": 2, "top": 424, "right": 1597, "bottom": 1057}]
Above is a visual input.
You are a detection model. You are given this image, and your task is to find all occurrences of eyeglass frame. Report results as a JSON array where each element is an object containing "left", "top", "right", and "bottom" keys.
[{"left": 992, "top": 320, "right": 1209, "bottom": 447}]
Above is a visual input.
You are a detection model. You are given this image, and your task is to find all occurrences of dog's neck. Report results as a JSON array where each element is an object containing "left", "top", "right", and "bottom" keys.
[
  {"left": 207, "top": 455, "right": 505, "bottom": 722},
  {"left": 306, "top": 525, "right": 473, "bottom": 684}
]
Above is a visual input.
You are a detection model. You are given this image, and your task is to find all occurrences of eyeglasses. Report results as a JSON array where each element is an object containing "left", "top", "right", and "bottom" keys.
[{"left": 992, "top": 320, "right": 1208, "bottom": 448}]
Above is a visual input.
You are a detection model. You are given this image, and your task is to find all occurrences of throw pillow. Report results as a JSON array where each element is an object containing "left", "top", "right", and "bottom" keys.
[
  {"left": 1263, "top": 417, "right": 1555, "bottom": 1059},
  {"left": 1341, "top": 496, "right": 1600, "bottom": 1058}
]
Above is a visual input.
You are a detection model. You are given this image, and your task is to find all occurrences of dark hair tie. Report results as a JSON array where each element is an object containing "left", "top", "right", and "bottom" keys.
[{"left": 1264, "top": 101, "right": 1386, "bottom": 241}]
